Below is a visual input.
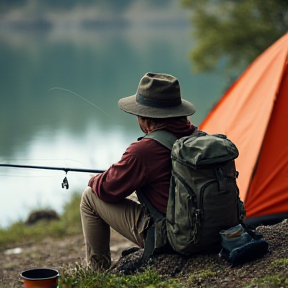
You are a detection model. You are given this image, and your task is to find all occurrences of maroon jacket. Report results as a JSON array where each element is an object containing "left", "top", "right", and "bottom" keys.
[{"left": 89, "top": 119, "right": 195, "bottom": 214}]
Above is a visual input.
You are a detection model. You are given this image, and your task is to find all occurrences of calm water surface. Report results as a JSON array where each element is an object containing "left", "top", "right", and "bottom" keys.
[{"left": 0, "top": 24, "right": 226, "bottom": 227}]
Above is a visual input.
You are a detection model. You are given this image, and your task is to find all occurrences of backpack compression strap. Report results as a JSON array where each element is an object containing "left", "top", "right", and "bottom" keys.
[{"left": 137, "top": 189, "right": 165, "bottom": 264}]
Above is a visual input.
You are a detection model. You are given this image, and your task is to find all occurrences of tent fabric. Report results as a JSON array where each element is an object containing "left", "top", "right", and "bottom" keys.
[
  {"left": 246, "top": 66, "right": 288, "bottom": 218},
  {"left": 199, "top": 33, "right": 288, "bottom": 219}
]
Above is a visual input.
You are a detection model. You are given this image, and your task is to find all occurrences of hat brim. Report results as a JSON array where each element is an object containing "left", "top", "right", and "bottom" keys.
[{"left": 118, "top": 95, "right": 196, "bottom": 118}]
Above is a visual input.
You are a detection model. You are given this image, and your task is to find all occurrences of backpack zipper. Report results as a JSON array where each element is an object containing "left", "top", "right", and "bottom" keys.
[
  {"left": 171, "top": 170, "right": 200, "bottom": 242},
  {"left": 199, "top": 180, "right": 218, "bottom": 214}
]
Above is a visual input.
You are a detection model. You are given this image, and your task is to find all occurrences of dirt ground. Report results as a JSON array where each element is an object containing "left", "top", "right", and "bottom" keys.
[
  {"left": 0, "top": 229, "right": 133, "bottom": 288},
  {"left": 1, "top": 220, "right": 288, "bottom": 288}
]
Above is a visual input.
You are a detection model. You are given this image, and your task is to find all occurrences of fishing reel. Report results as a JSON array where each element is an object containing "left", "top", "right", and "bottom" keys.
[{"left": 62, "top": 176, "right": 69, "bottom": 189}]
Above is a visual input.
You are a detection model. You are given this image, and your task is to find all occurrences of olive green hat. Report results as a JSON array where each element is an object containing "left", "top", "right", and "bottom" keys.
[{"left": 118, "top": 72, "right": 196, "bottom": 118}]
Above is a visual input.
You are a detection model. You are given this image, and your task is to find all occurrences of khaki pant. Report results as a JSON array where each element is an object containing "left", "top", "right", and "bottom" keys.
[{"left": 80, "top": 187, "right": 150, "bottom": 268}]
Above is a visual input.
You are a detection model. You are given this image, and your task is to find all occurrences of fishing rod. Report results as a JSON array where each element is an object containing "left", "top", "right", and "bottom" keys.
[
  {"left": 0, "top": 163, "right": 104, "bottom": 174},
  {"left": 0, "top": 163, "right": 105, "bottom": 189},
  {"left": 0, "top": 88, "right": 109, "bottom": 188}
]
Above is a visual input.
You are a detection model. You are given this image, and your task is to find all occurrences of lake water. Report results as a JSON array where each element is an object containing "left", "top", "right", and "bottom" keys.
[{"left": 0, "top": 14, "right": 227, "bottom": 227}]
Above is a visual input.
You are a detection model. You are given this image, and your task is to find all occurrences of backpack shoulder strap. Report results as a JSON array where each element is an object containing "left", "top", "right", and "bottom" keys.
[
  {"left": 137, "top": 189, "right": 165, "bottom": 265},
  {"left": 144, "top": 130, "right": 177, "bottom": 150}
]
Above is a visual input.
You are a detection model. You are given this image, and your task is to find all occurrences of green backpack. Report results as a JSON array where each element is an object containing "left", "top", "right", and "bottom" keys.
[{"left": 138, "top": 129, "right": 244, "bottom": 261}]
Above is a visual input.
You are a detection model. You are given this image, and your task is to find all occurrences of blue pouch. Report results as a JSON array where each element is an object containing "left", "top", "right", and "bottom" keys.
[{"left": 219, "top": 224, "right": 269, "bottom": 266}]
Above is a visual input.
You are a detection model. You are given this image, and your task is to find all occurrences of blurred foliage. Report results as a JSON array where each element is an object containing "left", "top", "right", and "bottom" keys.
[{"left": 182, "top": 0, "right": 288, "bottom": 75}]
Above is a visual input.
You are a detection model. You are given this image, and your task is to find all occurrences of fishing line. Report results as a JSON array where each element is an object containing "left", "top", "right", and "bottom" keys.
[
  {"left": 1, "top": 89, "right": 110, "bottom": 186},
  {"left": 48, "top": 87, "right": 110, "bottom": 117}
]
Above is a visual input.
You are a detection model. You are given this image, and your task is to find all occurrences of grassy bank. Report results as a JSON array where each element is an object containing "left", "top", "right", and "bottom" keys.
[
  {"left": 0, "top": 193, "right": 82, "bottom": 250},
  {"left": 1, "top": 193, "right": 288, "bottom": 287},
  {"left": 0, "top": 193, "right": 179, "bottom": 288},
  {"left": 59, "top": 265, "right": 179, "bottom": 288}
]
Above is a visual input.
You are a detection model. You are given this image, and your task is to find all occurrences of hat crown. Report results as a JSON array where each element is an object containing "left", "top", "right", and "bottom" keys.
[
  {"left": 136, "top": 73, "right": 182, "bottom": 108},
  {"left": 118, "top": 72, "right": 196, "bottom": 118}
]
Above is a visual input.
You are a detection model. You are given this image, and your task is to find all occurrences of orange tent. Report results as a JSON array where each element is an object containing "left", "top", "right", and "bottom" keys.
[{"left": 199, "top": 33, "right": 288, "bottom": 226}]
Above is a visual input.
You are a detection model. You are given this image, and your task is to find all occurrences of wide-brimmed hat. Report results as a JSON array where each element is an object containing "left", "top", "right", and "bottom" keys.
[{"left": 118, "top": 72, "right": 196, "bottom": 118}]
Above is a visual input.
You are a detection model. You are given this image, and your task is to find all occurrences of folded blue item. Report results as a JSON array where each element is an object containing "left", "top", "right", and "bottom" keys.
[{"left": 219, "top": 224, "right": 269, "bottom": 266}]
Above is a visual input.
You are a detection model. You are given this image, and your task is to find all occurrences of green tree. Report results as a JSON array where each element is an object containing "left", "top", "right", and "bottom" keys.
[{"left": 182, "top": 0, "right": 288, "bottom": 75}]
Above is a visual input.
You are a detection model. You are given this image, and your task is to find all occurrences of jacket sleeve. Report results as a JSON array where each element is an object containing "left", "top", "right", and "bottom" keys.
[{"left": 88, "top": 144, "right": 148, "bottom": 202}]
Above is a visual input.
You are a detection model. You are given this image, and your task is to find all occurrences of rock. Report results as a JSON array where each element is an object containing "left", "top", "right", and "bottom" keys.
[{"left": 24, "top": 209, "right": 59, "bottom": 225}]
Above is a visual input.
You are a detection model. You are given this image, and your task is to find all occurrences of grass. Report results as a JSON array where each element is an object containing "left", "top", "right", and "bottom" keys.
[
  {"left": 246, "top": 275, "right": 288, "bottom": 288},
  {"left": 59, "top": 264, "right": 179, "bottom": 288},
  {"left": 0, "top": 192, "right": 180, "bottom": 288},
  {"left": 243, "top": 259, "right": 288, "bottom": 288},
  {"left": 0, "top": 192, "right": 83, "bottom": 250},
  {"left": 2, "top": 193, "right": 288, "bottom": 287},
  {"left": 185, "top": 269, "right": 216, "bottom": 286}
]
